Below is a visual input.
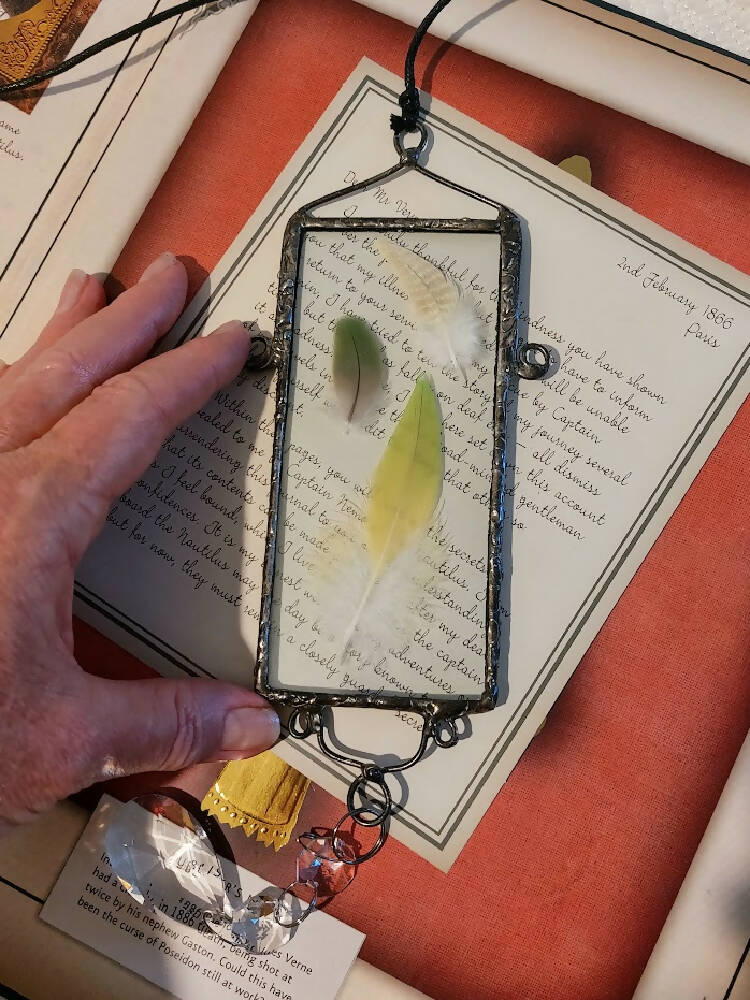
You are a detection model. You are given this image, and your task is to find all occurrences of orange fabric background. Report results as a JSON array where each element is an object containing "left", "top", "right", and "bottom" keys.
[{"left": 74, "top": 1, "right": 750, "bottom": 998}]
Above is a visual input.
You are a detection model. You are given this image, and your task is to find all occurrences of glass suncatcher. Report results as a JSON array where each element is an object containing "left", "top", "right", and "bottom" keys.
[
  {"left": 101, "top": 136, "right": 553, "bottom": 948},
  {"left": 253, "top": 6, "right": 550, "bottom": 878},
  {"left": 256, "top": 124, "right": 549, "bottom": 849}
]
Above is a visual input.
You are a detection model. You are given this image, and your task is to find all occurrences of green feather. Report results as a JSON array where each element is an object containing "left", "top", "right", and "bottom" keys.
[{"left": 332, "top": 317, "right": 383, "bottom": 422}]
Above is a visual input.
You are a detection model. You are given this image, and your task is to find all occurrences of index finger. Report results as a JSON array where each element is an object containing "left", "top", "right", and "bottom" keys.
[
  {"left": 36, "top": 320, "right": 252, "bottom": 563},
  {"left": 0, "top": 255, "right": 188, "bottom": 452}
]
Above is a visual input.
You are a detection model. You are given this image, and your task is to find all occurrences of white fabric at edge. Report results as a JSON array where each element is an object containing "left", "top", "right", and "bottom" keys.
[
  {"left": 354, "top": 0, "right": 750, "bottom": 165},
  {"left": 341, "top": 961, "right": 433, "bottom": 999}
]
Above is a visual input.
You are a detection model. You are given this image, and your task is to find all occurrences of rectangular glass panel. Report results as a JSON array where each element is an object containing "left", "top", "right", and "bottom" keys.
[{"left": 266, "top": 226, "right": 503, "bottom": 703}]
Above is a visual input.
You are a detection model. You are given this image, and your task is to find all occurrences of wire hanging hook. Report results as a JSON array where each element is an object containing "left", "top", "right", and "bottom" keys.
[{"left": 393, "top": 120, "right": 430, "bottom": 164}]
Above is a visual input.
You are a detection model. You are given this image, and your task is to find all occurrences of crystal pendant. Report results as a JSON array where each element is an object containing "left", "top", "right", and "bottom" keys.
[
  {"left": 105, "top": 794, "right": 223, "bottom": 926},
  {"left": 106, "top": 796, "right": 315, "bottom": 955},
  {"left": 297, "top": 834, "right": 356, "bottom": 897},
  {"left": 204, "top": 887, "right": 310, "bottom": 953}
]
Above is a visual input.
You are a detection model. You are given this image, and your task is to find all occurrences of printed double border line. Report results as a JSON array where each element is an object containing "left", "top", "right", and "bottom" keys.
[{"left": 70, "top": 76, "right": 750, "bottom": 851}]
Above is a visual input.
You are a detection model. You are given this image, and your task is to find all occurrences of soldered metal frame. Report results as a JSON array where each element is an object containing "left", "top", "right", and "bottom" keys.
[{"left": 254, "top": 128, "right": 549, "bottom": 774}]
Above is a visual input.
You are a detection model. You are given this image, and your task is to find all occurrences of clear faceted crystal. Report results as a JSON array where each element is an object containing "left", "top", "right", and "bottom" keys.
[
  {"left": 297, "top": 835, "right": 355, "bottom": 897},
  {"left": 105, "top": 797, "right": 313, "bottom": 954},
  {"left": 204, "top": 888, "right": 307, "bottom": 954},
  {"left": 105, "top": 796, "right": 223, "bottom": 927}
]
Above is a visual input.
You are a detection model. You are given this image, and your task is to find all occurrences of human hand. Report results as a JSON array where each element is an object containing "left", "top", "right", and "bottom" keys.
[{"left": 0, "top": 253, "right": 279, "bottom": 830}]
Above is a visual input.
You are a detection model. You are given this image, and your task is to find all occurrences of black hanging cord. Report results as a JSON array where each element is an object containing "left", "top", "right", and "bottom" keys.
[
  {"left": 0, "top": 0, "right": 454, "bottom": 130},
  {"left": 0, "top": 0, "right": 215, "bottom": 99},
  {"left": 390, "top": 0, "right": 455, "bottom": 135}
]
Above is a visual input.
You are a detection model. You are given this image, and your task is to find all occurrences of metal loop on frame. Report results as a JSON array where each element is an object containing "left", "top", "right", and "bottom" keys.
[
  {"left": 516, "top": 341, "right": 551, "bottom": 380},
  {"left": 242, "top": 322, "right": 277, "bottom": 370},
  {"left": 393, "top": 120, "right": 430, "bottom": 164},
  {"left": 431, "top": 717, "right": 460, "bottom": 749},
  {"left": 288, "top": 706, "right": 321, "bottom": 739}
]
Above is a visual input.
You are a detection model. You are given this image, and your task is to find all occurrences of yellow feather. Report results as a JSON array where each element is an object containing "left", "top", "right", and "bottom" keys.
[
  {"left": 365, "top": 375, "right": 443, "bottom": 574},
  {"left": 338, "top": 376, "right": 443, "bottom": 654},
  {"left": 558, "top": 154, "right": 593, "bottom": 186}
]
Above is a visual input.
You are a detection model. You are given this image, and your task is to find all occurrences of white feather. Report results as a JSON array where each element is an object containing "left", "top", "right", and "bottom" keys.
[
  {"left": 309, "top": 515, "right": 440, "bottom": 661},
  {"left": 377, "top": 238, "right": 482, "bottom": 373}
]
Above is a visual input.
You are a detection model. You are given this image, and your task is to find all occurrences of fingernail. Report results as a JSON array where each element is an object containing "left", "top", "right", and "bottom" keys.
[
  {"left": 56, "top": 269, "right": 88, "bottom": 313},
  {"left": 138, "top": 251, "right": 177, "bottom": 285},
  {"left": 210, "top": 319, "right": 251, "bottom": 338},
  {"left": 221, "top": 706, "right": 279, "bottom": 754}
]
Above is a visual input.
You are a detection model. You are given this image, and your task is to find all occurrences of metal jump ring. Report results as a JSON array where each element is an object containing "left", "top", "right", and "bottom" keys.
[
  {"left": 288, "top": 707, "right": 319, "bottom": 739},
  {"left": 346, "top": 772, "right": 393, "bottom": 828},
  {"left": 332, "top": 807, "right": 390, "bottom": 866},
  {"left": 275, "top": 881, "right": 318, "bottom": 929},
  {"left": 393, "top": 120, "right": 429, "bottom": 163}
]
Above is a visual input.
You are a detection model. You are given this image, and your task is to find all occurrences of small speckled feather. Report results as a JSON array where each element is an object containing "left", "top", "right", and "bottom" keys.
[{"left": 377, "top": 238, "right": 481, "bottom": 374}]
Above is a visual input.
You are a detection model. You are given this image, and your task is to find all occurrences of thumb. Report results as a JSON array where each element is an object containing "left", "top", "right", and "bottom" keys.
[{"left": 83, "top": 675, "right": 280, "bottom": 779}]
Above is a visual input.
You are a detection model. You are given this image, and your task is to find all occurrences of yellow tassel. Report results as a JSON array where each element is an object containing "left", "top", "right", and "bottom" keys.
[{"left": 201, "top": 752, "right": 309, "bottom": 851}]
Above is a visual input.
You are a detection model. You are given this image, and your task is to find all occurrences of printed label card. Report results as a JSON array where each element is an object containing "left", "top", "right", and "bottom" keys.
[{"left": 41, "top": 796, "right": 364, "bottom": 1000}]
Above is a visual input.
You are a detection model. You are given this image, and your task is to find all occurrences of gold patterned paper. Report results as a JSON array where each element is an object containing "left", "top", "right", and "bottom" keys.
[
  {"left": 0, "top": 0, "right": 100, "bottom": 114},
  {"left": 202, "top": 753, "right": 310, "bottom": 852}
]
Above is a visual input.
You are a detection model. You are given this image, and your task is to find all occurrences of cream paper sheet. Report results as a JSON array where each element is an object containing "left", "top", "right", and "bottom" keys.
[{"left": 68, "top": 60, "right": 750, "bottom": 868}]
